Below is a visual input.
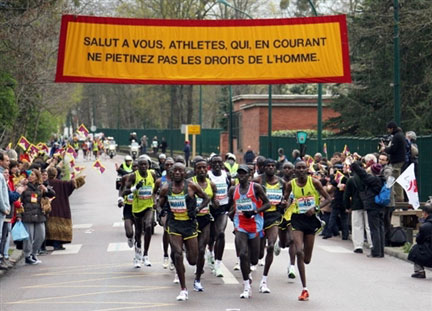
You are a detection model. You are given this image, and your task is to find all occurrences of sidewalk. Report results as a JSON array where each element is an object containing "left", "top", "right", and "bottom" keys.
[{"left": 0, "top": 247, "right": 24, "bottom": 278}]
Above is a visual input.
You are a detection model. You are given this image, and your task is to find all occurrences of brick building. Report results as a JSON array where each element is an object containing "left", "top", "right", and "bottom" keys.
[{"left": 220, "top": 94, "right": 338, "bottom": 157}]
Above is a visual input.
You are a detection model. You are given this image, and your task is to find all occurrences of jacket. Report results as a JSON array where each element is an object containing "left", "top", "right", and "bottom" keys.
[
  {"left": 350, "top": 162, "right": 383, "bottom": 210},
  {"left": 408, "top": 215, "right": 432, "bottom": 268},
  {"left": 343, "top": 174, "right": 364, "bottom": 211},
  {"left": 20, "top": 182, "right": 55, "bottom": 223},
  {"left": 384, "top": 128, "right": 406, "bottom": 164}
]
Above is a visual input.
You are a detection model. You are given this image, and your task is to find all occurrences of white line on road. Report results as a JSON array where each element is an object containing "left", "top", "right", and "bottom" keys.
[
  {"left": 220, "top": 262, "right": 239, "bottom": 285},
  {"left": 73, "top": 224, "right": 93, "bottom": 229},
  {"left": 107, "top": 242, "right": 133, "bottom": 252},
  {"left": 51, "top": 244, "right": 82, "bottom": 255},
  {"left": 112, "top": 222, "right": 123, "bottom": 227},
  {"left": 319, "top": 245, "right": 352, "bottom": 254}
]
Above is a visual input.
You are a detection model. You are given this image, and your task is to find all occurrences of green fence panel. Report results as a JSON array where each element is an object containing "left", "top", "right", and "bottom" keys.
[
  {"left": 98, "top": 128, "right": 221, "bottom": 155},
  {"left": 260, "top": 135, "right": 431, "bottom": 202}
]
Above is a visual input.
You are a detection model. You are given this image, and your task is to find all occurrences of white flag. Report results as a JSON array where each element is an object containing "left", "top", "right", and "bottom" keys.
[{"left": 395, "top": 163, "right": 420, "bottom": 209}]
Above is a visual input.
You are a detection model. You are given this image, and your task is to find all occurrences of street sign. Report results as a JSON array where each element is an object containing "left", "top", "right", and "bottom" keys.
[
  {"left": 296, "top": 131, "right": 308, "bottom": 144},
  {"left": 188, "top": 124, "right": 201, "bottom": 135}
]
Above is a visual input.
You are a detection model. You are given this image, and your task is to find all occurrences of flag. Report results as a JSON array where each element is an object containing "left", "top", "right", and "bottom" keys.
[
  {"left": 395, "top": 163, "right": 420, "bottom": 209},
  {"left": 304, "top": 155, "right": 314, "bottom": 167},
  {"left": 28, "top": 144, "right": 39, "bottom": 157},
  {"left": 77, "top": 124, "right": 89, "bottom": 137},
  {"left": 5, "top": 143, "right": 12, "bottom": 150},
  {"left": 37, "top": 143, "right": 49, "bottom": 154},
  {"left": 92, "top": 160, "right": 105, "bottom": 174},
  {"left": 17, "top": 136, "right": 31, "bottom": 151},
  {"left": 70, "top": 172, "right": 75, "bottom": 180},
  {"left": 74, "top": 166, "right": 85, "bottom": 172},
  {"left": 66, "top": 145, "right": 78, "bottom": 158},
  {"left": 323, "top": 143, "right": 327, "bottom": 155},
  {"left": 342, "top": 144, "right": 350, "bottom": 156},
  {"left": 334, "top": 170, "right": 345, "bottom": 184},
  {"left": 69, "top": 158, "right": 75, "bottom": 168}
]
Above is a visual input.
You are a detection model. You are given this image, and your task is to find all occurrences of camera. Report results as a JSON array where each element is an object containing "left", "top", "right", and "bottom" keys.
[{"left": 378, "top": 134, "right": 393, "bottom": 149}]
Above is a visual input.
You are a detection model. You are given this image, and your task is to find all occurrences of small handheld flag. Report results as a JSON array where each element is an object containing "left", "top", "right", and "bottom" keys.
[
  {"left": 323, "top": 143, "right": 327, "bottom": 155},
  {"left": 77, "top": 124, "right": 89, "bottom": 137},
  {"left": 92, "top": 160, "right": 106, "bottom": 174},
  {"left": 17, "top": 136, "right": 31, "bottom": 151}
]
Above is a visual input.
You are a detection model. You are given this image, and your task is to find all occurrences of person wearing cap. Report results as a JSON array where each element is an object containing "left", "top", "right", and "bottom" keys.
[
  {"left": 253, "top": 158, "right": 286, "bottom": 294},
  {"left": 224, "top": 153, "right": 239, "bottom": 177},
  {"left": 283, "top": 160, "right": 331, "bottom": 301},
  {"left": 408, "top": 202, "right": 432, "bottom": 279},
  {"left": 379, "top": 121, "right": 406, "bottom": 202},
  {"left": 207, "top": 154, "right": 232, "bottom": 277},
  {"left": 350, "top": 161, "right": 385, "bottom": 258},
  {"left": 122, "top": 155, "right": 157, "bottom": 268},
  {"left": 157, "top": 162, "right": 209, "bottom": 301},
  {"left": 228, "top": 164, "right": 270, "bottom": 299}
]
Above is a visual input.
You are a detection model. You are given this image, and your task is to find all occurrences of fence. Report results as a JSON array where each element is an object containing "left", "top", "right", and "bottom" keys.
[
  {"left": 260, "top": 135, "right": 432, "bottom": 202},
  {"left": 98, "top": 128, "right": 221, "bottom": 156}
]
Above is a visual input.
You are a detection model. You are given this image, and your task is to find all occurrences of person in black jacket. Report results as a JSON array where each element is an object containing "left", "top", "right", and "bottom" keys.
[
  {"left": 380, "top": 121, "right": 406, "bottom": 202},
  {"left": 351, "top": 161, "right": 385, "bottom": 258},
  {"left": 408, "top": 203, "right": 432, "bottom": 278}
]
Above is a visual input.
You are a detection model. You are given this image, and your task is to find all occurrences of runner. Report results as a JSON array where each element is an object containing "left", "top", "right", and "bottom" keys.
[
  {"left": 117, "top": 161, "right": 138, "bottom": 252},
  {"left": 284, "top": 161, "right": 331, "bottom": 301},
  {"left": 227, "top": 164, "right": 270, "bottom": 299},
  {"left": 154, "top": 157, "right": 174, "bottom": 269},
  {"left": 122, "top": 155, "right": 157, "bottom": 268},
  {"left": 207, "top": 155, "right": 231, "bottom": 277},
  {"left": 274, "top": 161, "right": 297, "bottom": 280},
  {"left": 190, "top": 158, "right": 218, "bottom": 292},
  {"left": 253, "top": 158, "right": 286, "bottom": 293},
  {"left": 157, "top": 162, "right": 210, "bottom": 301}
]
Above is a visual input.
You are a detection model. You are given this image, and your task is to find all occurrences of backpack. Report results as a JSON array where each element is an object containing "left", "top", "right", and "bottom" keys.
[
  {"left": 374, "top": 183, "right": 391, "bottom": 206},
  {"left": 389, "top": 227, "right": 407, "bottom": 247}
]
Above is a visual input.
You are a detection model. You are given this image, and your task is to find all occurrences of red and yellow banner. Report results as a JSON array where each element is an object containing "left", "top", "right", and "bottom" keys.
[{"left": 56, "top": 15, "right": 350, "bottom": 85}]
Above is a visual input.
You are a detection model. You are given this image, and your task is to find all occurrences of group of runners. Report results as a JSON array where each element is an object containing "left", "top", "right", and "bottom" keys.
[{"left": 116, "top": 153, "right": 330, "bottom": 301}]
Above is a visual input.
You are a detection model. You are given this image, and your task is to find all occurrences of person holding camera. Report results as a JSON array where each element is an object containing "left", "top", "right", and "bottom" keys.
[{"left": 379, "top": 121, "right": 406, "bottom": 202}]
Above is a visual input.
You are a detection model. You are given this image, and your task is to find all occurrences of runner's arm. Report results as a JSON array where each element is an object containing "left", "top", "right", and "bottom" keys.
[{"left": 254, "top": 183, "right": 271, "bottom": 213}]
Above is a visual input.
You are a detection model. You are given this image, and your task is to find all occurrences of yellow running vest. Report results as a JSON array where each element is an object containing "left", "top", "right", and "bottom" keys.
[
  {"left": 192, "top": 176, "right": 213, "bottom": 216},
  {"left": 290, "top": 176, "right": 320, "bottom": 214},
  {"left": 264, "top": 181, "right": 283, "bottom": 212},
  {"left": 132, "top": 171, "right": 155, "bottom": 213}
]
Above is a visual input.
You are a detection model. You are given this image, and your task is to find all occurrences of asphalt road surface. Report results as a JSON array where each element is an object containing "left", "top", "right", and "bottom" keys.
[{"left": 0, "top": 154, "right": 431, "bottom": 311}]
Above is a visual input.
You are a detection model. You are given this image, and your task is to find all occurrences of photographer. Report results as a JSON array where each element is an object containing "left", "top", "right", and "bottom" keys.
[{"left": 379, "top": 121, "right": 406, "bottom": 203}]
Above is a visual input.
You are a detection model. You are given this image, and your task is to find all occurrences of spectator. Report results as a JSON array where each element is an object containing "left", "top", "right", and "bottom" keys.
[
  {"left": 408, "top": 202, "right": 432, "bottom": 278},
  {"left": 378, "top": 152, "right": 395, "bottom": 246},
  {"left": 183, "top": 141, "right": 191, "bottom": 167},
  {"left": 224, "top": 153, "right": 238, "bottom": 177},
  {"left": 291, "top": 149, "right": 302, "bottom": 165},
  {"left": 159, "top": 137, "right": 168, "bottom": 154},
  {"left": 276, "top": 148, "right": 288, "bottom": 171},
  {"left": 380, "top": 121, "right": 406, "bottom": 202},
  {"left": 140, "top": 134, "right": 148, "bottom": 155},
  {"left": 151, "top": 136, "right": 159, "bottom": 155},
  {"left": 405, "top": 131, "right": 419, "bottom": 178},
  {"left": 0, "top": 152, "right": 11, "bottom": 261},
  {"left": 243, "top": 146, "right": 255, "bottom": 164}
]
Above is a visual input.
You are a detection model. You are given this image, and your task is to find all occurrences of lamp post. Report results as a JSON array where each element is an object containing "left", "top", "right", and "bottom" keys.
[
  {"left": 217, "top": 0, "right": 273, "bottom": 157},
  {"left": 199, "top": 85, "right": 203, "bottom": 155},
  {"left": 393, "top": 0, "right": 401, "bottom": 125},
  {"left": 307, "top": 0, "right": 323, "bottom": 153}
]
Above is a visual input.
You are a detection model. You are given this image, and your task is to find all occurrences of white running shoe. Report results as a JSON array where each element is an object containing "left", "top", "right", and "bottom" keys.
[
  {"left": 176, "top": 289, "right": 188, "bottom": 301},
  {"left": 274, "top": 241, "right": 281, "bottom": 256},
  {"left": 173, "top": 273, "right": 179, "bottom": 284},
  {"left": 206, "top": 250, "right": 215, "bottom": 269},
  {"left": 133, "top": 258, "right": 141, "bottom": 268},
  {"left": 169, "top": 261, "right": 175, "bottom": 271},
  {"left": 240, "top": 288, "right": 251, "bottom": 299},
  {"left": 250, "top": 264, "right": 257, "bottom": 271},
  {"left": 142, "top": 256, "right": 151, "bottom": 267},
  {"left": 259, "top": 281, "right": 271, "bottom": 293},
  {"left": 233, "top": 262, "right": 240, "bottom": 271},
  {"left": 163, "top": 256, "right": 169, "bottom": 269},
  {"left": 127, "top": 238, "right": 133, "bottom": 248},
  {"left": 193, "top": 280, "right": 204, "bottom": 292},
  {"left": 214, "top": 266, "right": 223, "bottom": 277},
  {"left": 258, "top": 258, "right": 265, "bottom": 266},
  {"left": 288, "top": 266, "right": 296, "bottom": 279},
  {"left": 134, "top": 245, "right": 142, "bottom": 261}
]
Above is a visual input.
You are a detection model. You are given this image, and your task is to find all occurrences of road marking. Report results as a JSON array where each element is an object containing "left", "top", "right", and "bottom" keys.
[
  {"left": 225, "top": 242, "right": 235, "bottom": 250},
  {"left": 107, "top": 242, "right": 132, "bottom": 252},
  {"left": 113, "top": 222, "right": 123, "bottom": 227},
  {"left": 51, "top": 244, "right": 82, "bottom": 255},
  {"left": 319, "top": 245, "right": 352, "bottom": 254},
  {"left": 220, "top": 262, "right": 239, "bottom": 284},
  {"left": 73, "top": 224, "right": 93, "bottom": 229}
]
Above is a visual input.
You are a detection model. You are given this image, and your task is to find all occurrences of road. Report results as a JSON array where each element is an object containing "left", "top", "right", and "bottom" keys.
[{"left": 0, "top": 154, "right": 431, "bottom": 311}]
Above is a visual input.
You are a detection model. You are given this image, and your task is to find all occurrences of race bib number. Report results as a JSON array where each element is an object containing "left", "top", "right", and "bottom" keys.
[
  {"left": 297, "top": 196, "right": 316, "bottom": 214},
  {"left": 196, "top": 197, "right": 209, "bottom": 214},
  {"left": 267, "top": 188, "right": 283, "bottom": 206},
  {"left": 236, "top": 198, "right": 254, "bottom": 212},
  {"left": 168, "top": 195, "right": 187, "bottom": 213},
  {"left": 215, "top": 183, "right": 228, "bottom": 201},
  {"left": 138, "top": 186, "right": 153, "bottom": 200},
  {"left": 126, "top": 193, "right": 134, "bottom": 204},
  {"left": 31, "top": 193, "right": 38, "bottom": 203}
]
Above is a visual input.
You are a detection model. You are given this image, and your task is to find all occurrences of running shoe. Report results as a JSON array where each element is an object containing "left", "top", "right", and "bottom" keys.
[
  {"left": 133, "top": 258, "right": 141, "bottom": 268},
  {"left": 134, "top": 244, "right": 142, "bottom": 261},
  {"left": 274, "top": 241, "right": 281, "bottom": 256},
  {"left": 31, "top": 254, "right": 42, "bottom": 264},
  {"left": 25, "top": 256, "right": 37, "bottom": 265},
  {"left": 173, "top": 273, "right": 179, "bottom": 284},
  {"left": 214, "top": 266, "right": 224, "bottom": 277},
  {"left": 258, "top": 258, "right": 265, "bottom": 266},
  {"left": 127, "top": 238, "right": 133, "bottom": 248},
  {"left": 259, "top": 281, "right": 271, "bottom": 294},
  {"left": 142, "top": 256, "right": 152, "bottom": 267},
  {"left": 206, "top": 250, "right": 215, "bottom": 269},
  {"left": 250, "top": 264, "right": 257, "bottom": 271},
  {"left": 233, "top": 262, "right": 240, "bottom": 271},
  {"left": 298, "top": 289, "right": 309, "bottom": 301},
  {"left": 169, "top": 260, "right": 175, "bottom": 271},
  {"left": 193, "top": 280, "right": 204, "bottom": 292},
  {"left": 316, "top": 217, "right": 326, "bottom": 235},
  {"left": 240, "top": 288, "right": 251, "bottom": 299},
  {"left": 176, "top": 289, "right": 188, "bottom": 301},
  {"left": 288, "top": 266, "right": 296, "bottom": 279},
  {"left": 163, "top": 256, "right": 169, "bottom": 269}
]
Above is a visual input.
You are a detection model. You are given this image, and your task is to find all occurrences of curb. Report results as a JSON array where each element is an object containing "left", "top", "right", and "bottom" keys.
[
  {"left": 384, "top": 246, "right": 409, "bottom": 262},
  {"left": 0, "top": 248, "right": 24, "bottom": 278}
]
